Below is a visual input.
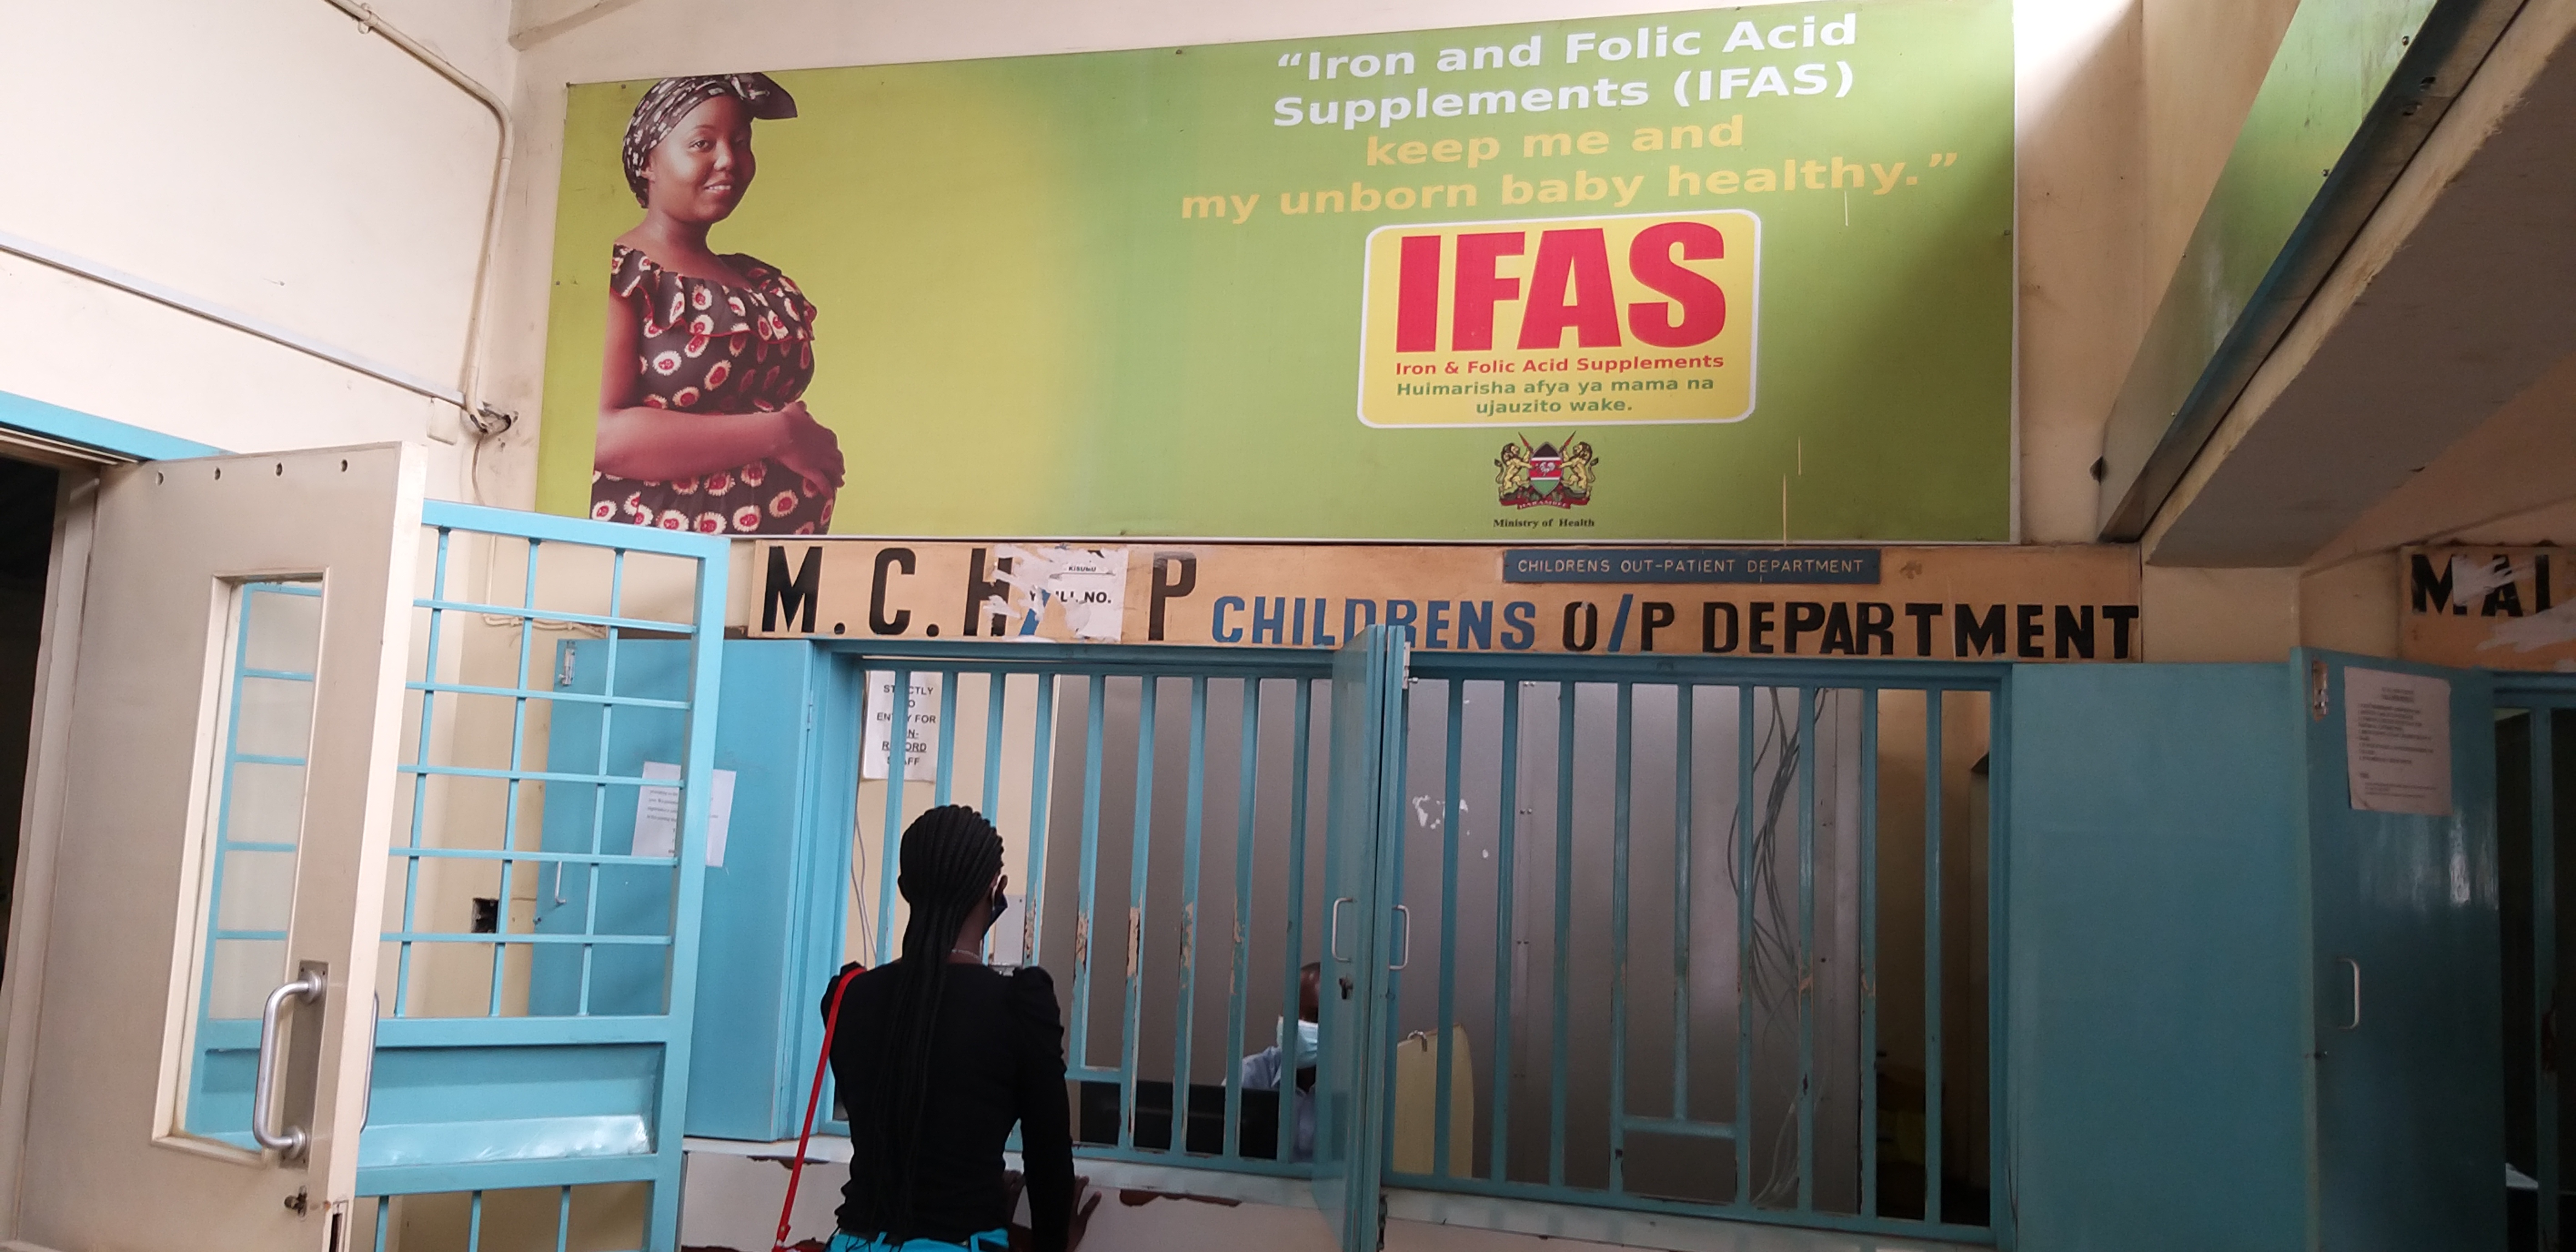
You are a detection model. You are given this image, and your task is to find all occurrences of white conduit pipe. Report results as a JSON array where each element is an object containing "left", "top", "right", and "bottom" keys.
[
  {"left": 320, "top": 0, "right": 516, "bottom": 433},
  {"left": 0, "top": 226, "right": 466, "bottom": 409},
  {"left": 0, "top": 1, "right": 515, "bottom": 439}
]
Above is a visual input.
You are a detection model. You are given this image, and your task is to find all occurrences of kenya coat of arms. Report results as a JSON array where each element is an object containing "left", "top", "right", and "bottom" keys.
[{"left": 1496, "top": 435, "right": 1598, "bottom": 508}]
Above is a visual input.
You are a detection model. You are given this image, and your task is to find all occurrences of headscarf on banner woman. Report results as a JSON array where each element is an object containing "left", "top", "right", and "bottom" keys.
[{"left": 619, "top": 74, "right": 798, "bottom": 205}]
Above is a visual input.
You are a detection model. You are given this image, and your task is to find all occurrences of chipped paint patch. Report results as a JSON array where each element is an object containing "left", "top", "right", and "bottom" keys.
[{"left": 2482, "top": 599, "right": 2576, "bottom": 653}]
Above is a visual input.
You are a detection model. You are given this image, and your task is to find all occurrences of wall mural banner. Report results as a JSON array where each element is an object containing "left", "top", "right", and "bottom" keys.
[
  {"left": 746, "top": 541, "right": 2142, "bottom": 661},
  {"left": 536, "top": 0, "right": 2013, "bottom": 543}
]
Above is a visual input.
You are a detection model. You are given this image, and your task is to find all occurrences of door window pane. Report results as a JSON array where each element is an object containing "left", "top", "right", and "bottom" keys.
[
  {"left": 225, "top": 762, "right": 308, "bottom": 848},
  {"left": 176, "top": 580, "right": 323, "bottom": 1146},
  {"left": 207, "top": 939, "right": 291, "bottom": 1020},
  {"left": 231, "top": 678, "right": 317, "bottom": 760},
  {"left": 215, "top": 850, "right": 297, "bottom": 933}
]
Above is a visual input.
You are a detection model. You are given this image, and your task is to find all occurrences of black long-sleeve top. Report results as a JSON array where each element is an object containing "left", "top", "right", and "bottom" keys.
[{"left": 823, "top": 961, "right": 1075, "bottom": 1252}]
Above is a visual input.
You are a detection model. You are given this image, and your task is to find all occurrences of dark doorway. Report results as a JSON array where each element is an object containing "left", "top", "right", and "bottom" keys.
[{"left": 0, "top": 455, "right": 59, "bottom": 984}]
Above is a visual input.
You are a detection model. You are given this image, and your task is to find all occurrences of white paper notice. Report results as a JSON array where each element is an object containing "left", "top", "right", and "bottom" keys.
[
  {"left": 989, "top": 545, "right": 1130, "bottom": 642},
  {"left": 865, "top": 671, "right": 941, "bottom": 781},
  {"left": 2344, "top": 668, "right": 2451, "bottom": 816},
  {"left": 632, "top": 761, "right": 739, "bottom": 865}
]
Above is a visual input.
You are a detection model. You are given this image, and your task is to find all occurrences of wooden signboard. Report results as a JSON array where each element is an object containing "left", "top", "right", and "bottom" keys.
[{"left": 745, "top": 540, "right": 2142, "bottom": 661}]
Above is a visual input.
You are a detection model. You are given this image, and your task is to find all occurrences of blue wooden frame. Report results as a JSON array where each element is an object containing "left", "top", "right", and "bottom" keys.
[{"left": 2012, "top": 656, "right": 2507, "bottom": 1252}]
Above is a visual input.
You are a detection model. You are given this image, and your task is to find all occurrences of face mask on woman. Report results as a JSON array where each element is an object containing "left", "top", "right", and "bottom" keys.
[{"left": 1277, "top": 1017, "right": 1321, "bottom": 1069}]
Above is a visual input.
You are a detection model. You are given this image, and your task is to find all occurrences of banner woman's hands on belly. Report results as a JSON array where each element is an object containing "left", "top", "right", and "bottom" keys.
[{"left": 774, "top": 400, "right": 846, "bottom": 495}]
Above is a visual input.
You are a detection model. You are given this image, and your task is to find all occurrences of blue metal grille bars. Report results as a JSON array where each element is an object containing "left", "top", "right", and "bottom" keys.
[
  {"left": 833, "top": 642, "right": 1338, "bottom": 1176},
  {"left": 1383, "top": 655, "right": 2003, "bottom": 1245},
  {"left": 835, "top": 642, "right": 2004, "bottom": 1247},
  {"left": 372, "top": 503, "right": 726, "bottom": 1249},
  {"left": 357, "top": 1184, "right": 647, "bottom": 1252}
]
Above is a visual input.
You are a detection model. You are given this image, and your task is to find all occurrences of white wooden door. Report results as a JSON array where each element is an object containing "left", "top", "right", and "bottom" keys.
[{"left": 14, "top": 445, "right": 421, "bottom": 1251}]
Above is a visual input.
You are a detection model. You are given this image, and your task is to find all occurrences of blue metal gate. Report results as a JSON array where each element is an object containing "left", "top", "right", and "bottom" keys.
[
  {"left": 817, "top": 638, "right": 1344, "bottom": 1178},
  {"left": 358, "top": 502, "right": 726, "bottom": 1251},
  {"left": 820, "top": 634, "right": 2007, "bottom": 1250},
  {"left": 1378, "top": 654, "right": 2008, "bottom": 1246}
]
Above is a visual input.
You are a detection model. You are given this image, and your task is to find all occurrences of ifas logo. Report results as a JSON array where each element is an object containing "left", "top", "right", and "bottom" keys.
[
  {"left": 1497, "top": 434, "right": 1598, "bottom": 508},
  {"left": 1357, "top": 210, "right": 1758, "bottom": 430}
]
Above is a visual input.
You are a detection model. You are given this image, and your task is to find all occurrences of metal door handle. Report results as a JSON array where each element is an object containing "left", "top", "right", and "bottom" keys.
[
  {"left": 1389, "top": 905, "right": 1412, "bottom": 971},
  {"left": 1328, "top": 897, "right": 1354, "bottom": 960},
  {"left": 2336, "top": 957, "right": 2361, "bottom": 1031},
  {"left": 254, "top": 969, "right": 327, "bottom": 1156}
]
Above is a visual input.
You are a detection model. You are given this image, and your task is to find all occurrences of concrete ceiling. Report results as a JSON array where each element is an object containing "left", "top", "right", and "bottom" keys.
[
  {"left": 2144, "top": 3, "right": 2576, "bottom": 567},
  {"left": 2308, "top": 346, "right": 2576, "bottom": 567}
]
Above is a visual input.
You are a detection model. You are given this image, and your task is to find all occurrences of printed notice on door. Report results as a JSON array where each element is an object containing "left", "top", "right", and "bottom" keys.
[
  {"left": 2345, "top": 667, "right": 2451, "bottom": 816},
  {"left": 865, "top": 671, "right": 941, "bottom": 781}
]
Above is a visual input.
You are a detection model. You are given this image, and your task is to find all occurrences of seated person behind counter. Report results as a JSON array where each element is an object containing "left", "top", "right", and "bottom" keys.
[{"left": 1239, "top": 963, "right": 1321, "bottom": 1162}]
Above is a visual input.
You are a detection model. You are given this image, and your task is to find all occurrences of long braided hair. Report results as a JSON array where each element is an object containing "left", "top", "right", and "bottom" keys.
[{"left": 868, "top": 804, "right": 1005, "bottom": 1239}]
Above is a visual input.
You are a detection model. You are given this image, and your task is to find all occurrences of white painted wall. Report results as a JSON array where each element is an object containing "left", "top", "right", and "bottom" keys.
[{"left": 0, "top": 0, "right": 511, "bottom": 471}]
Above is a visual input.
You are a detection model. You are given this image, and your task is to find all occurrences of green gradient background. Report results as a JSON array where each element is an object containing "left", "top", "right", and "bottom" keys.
[{"left": 535, "top": 0, "right": 2011, "bottom": 541}]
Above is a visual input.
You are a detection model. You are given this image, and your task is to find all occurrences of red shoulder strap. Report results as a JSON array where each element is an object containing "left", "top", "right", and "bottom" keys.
[{"left": 776, "top": 964, "right": 867, "bottom": 1252}]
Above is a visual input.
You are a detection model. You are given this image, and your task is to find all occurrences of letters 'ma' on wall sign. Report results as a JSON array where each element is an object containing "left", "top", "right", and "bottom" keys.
[{"left": 2398, "top": 546, "right": 2576, "bottom": 671}]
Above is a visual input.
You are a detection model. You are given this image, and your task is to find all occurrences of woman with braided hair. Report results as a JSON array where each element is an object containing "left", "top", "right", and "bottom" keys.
[{"left": 822, "top": 805, "right": 1073, "bottom": 1252}]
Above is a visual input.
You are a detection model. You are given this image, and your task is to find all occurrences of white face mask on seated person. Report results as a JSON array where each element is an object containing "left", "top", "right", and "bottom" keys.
[{"left": 1276, "top": 1016, "right": 1320, "bottom": 1070}]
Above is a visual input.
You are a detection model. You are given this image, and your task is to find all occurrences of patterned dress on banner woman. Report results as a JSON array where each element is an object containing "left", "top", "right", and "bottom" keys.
[{"left": 592, "top": 72, "right": 844, "bottom": 536}]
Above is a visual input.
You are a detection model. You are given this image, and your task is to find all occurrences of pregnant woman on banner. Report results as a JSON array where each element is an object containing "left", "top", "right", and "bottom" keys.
[{"left": 593, "top": 73, "right": 844, "bottom": 535}]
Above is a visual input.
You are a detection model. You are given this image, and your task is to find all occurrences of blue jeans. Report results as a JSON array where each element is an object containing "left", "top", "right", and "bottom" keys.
[{"left": 826, "top": 1229, "right": 1009, "bottom": 1252}]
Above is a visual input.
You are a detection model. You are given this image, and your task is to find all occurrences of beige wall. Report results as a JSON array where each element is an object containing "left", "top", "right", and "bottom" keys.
[
  {"left": 2129, "top": 361, "right": 2576, "bottom": 665},
  {"left": 2297, "top": 351, "right": 2576, "bottom": 660},
  {"left": 2169, "top": 345, "right": 2576, "bottom": 665}
]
